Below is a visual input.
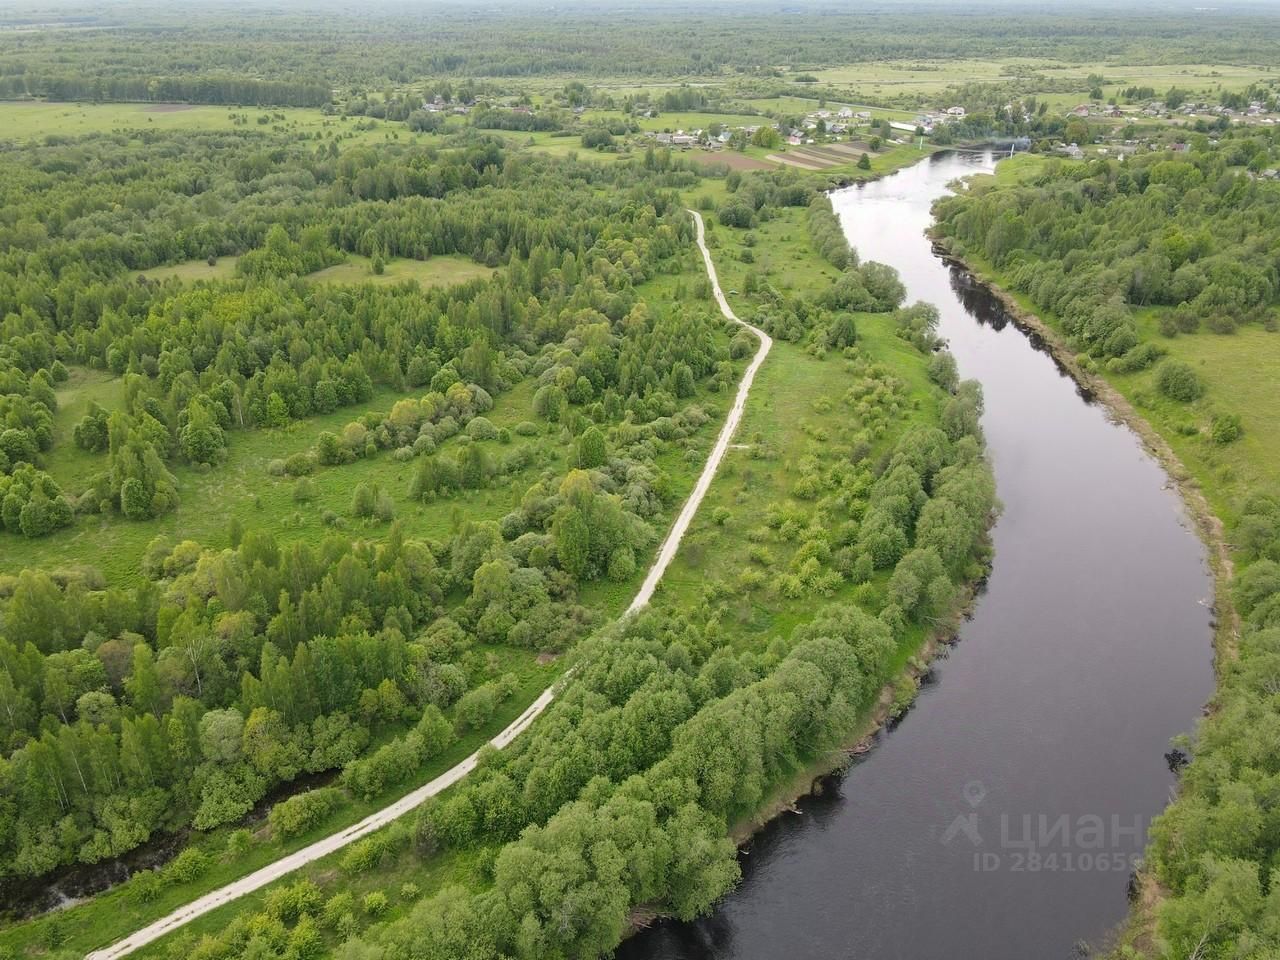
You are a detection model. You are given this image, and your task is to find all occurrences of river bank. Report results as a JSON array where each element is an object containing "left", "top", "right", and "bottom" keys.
[
  {"left": 625, "top": 549, "right": 993, "bottom": 938},
  {"left": 626, "top": 148, "right": 1213, "bottom": 960},
  {"left": 933, "top": 245, "right": 1238, "bottom": 665},
  {"left": 929, "top": 244, "right": 1240, "bottom": 957}
]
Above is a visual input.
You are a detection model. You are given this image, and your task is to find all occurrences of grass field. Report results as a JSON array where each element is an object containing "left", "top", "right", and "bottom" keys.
[
  {"left": 307, "top": 255, "right": 497, "bottom": 288},
  {"left": 0, "top": 101, "right": 414, "bottom": 145},
  {"left": 138, "top": 257, "right": 239, "bottom": 283},
  {"left": 136, "top": 254, "right": 490, "bottom": 289}
]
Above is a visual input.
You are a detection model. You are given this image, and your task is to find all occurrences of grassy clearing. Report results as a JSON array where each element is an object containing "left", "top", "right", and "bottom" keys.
[
  {"left": 138, "top": 257, "right": 239, "bottom": 283},
  {"left": 1100, "top": 316, "right": 1280, "bottom": 529},
  {"left": 654, "top": 187, "right": 941, "bottom": 645},
  {"left": 306, "top": 255, "right": 497, "bottom": 288},
  {"left": 4, "top": 352, "right": 729, "bottom": 592},
  {"left": 0, "top": 101, "right": 414, "bottom": 145},
  {"left": 2, "top": 383, "right": 519, "bottom": 586},
  {"left": 135, "top": 253, "right": 490, "bottom": 290}
]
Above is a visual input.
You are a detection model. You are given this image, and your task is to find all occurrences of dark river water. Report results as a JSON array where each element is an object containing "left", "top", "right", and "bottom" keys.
[{"left": 621, "top": 150, "right": 1216, "bottom": 959}]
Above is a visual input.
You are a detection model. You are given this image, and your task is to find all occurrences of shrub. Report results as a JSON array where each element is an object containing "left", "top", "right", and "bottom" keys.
[
  {"left": 127, "top": 869, "right": 165, "bottom": 904},
  {"left": 1210, "top": 412, "right": 1243, "bottom": 444},
  {"left": 607, "top": 545, "right": 636, "bottom": 581},
  {"left": 165, "top": 848, "right": 212, "bottom": 884},
  {"left": 340, "top": 836, "right": 387, "bottom": 874},
  {"left": 351, "top": 482, "right": 376, "bottom": 518},
  {"left": 322, "top": 893, "right": 356, "bottom": 929},
  {"left": 269, "top": 788, "right": 342, "bottom": 840},
  {"left": 454, "top": 682, "right": 503, "bottom": 730},
  {"left": 466, "top": 417, "right": 498, "bottom": 440},
  {"left": 374, "top": 489, "right": 396, "bottom": 522},
  {"left": 225, "top": 829, "right": 253, "bottom": 859},
  {"left": 292, "top": 477, "right": 316, "bottom": 502},
  {"left": 283, "top": 452, "right": 315, "bottom": 476},
  {"left": 1155, "top": 359, "right": 1204, "bottom": 402},
  {"left": 363, "top": 891, "right": 389, "bottom": 916}
]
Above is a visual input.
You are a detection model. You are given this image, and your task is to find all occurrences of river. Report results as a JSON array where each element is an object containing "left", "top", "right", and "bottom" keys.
[{"left": 620, "top": 150, "right": 1216, "bottom": 959}]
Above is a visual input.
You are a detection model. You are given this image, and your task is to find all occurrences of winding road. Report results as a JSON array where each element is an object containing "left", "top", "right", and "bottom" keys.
[{"left": 84, "top": 209, "right": 771, "bottom": 960}]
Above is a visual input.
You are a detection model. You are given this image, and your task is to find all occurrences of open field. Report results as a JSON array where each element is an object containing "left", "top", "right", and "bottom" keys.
[
  {"left": 1, "top": 362, "right": 728, "bottom": 590},
  {"left": 0, "top": 101, "right": 412, "bottom": 144},
  {"left": 307, "top": 255, "right": 496, "bottom": 288},
  {"left": 138, "top": 257, "right": 239, "bottom": 283}
]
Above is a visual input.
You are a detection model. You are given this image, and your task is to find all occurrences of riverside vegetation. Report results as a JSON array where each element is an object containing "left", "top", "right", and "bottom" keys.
[
  {"left": 97, "top": 172, "right": 988, "bottom": 960},
  {"left": 0, "top": 118, "right": 996, "bottom": 959},
  {"left": 10, "top": 1, "right": 1276, "bottom": 958},
  {"left": 933, "top": 140, "right": 1280, "bottom": 958},
  {"left": 0, "top": 126, "right": 746, "bottom": 927}
]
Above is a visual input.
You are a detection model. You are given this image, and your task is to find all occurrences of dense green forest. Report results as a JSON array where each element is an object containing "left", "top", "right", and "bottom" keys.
[
  {"left": 0, "top": 125, "right": 765, "bottom": 878},
  {"left": 934, "top": 145, "right": 1280, "bottom": 958},
  {"left": 69, "top": 170, "right": 994, "bottom": 960},
  {"left": 2, "top": 0, "right": 1279, "bottom": 103},
  {"left": 0, "top": 93, "right": 997, "bottom": 956},
  {"left": 7, "top": 2, "right": 1280, "bottom": 958}
]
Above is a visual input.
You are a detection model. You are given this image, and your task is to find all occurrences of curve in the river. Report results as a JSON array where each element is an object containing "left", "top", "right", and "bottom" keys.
[
  {"left": 83, "top": 210, "right": 771, "bottom": 960},
  {"left": 621, "top": 150, "right": 1215, "bottom": 960}
]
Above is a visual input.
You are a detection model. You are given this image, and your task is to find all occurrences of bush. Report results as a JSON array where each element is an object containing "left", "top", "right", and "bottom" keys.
[
  {"left": 351, "top": 482, "right": 376, "bottom": 518},
  {"left": 607, "top": 545, "right": 636, "bottom": 582},
  {"left": 466, "top": 416, "right": 498, "bottom": 440},
  {"left": 127, "top": 868, "right": 165, "bottom": 904},
  {"left": 1155, "top": 360, "right": 1204, "bottom": 402},
  {"left": 1210, "top": 412, "right": 1243, "bottom": 444},
  {"left": 269, "top": 787, "right": 342, "bottom": 840},
  {"left": 293, "top": 477, "right": 317, "bottom": 502},
  {"left": 363, "top": 891, "right": 389, "bottom": 916},
  {"left": 340, "top": 836, "right": 387, "bottom": 874},
  {"left": 454, "top": 682, "right": 503, "bottom": 730},
  {"left": 284, "top": 452, "right": 315, "bottom": 476},
  {"left": 165, "top": 847, "right": 212, "bottom": 884},
  {"left": 225, "top": 829, "right": 253, "bottom": 859}
]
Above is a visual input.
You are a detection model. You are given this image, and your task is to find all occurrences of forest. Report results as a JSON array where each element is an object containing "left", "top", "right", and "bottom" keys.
[
  {"left": 0, "top": 123, "right": 758, "bottom": 876},
  {"left": 6, "top": 2, "right": 1280, "bottom": 958},
  {"left": 2, "top": 1, "right": 1278, "bottom": 104},
  {"left": 934, "top": 144, "right": 1280, "bottom": 958},
  {"left": 0, "top": 85, "right": 998, "bottom": 956}
]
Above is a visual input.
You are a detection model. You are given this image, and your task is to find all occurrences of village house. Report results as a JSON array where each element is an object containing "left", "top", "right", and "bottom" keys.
[{"left": 945, "top": 106, "right": 966, "bottom": 119}]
